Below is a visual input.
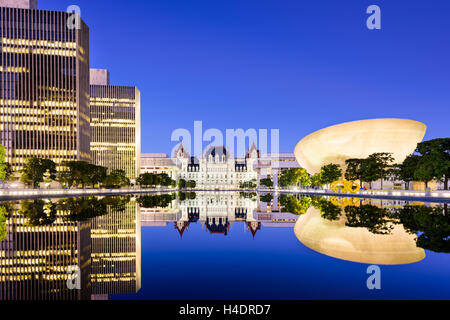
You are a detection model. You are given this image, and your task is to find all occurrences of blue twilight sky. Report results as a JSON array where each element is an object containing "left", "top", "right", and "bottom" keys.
[{"left": 40, "top": 0, "right": 450, "bottom": 155}]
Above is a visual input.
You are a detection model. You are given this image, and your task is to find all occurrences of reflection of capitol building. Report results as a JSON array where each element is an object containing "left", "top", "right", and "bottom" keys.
[{"left": 176, "top": 192, "right": 260, "bottom": 237}]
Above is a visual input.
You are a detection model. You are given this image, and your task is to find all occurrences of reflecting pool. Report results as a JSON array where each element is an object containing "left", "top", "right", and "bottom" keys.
[{"left": 0, "top": 192, "right": 449, "bottom": 300}]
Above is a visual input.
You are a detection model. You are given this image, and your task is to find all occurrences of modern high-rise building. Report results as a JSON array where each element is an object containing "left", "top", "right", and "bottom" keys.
[
  {"left": 0, "top": 1, "right": 91, "bottom": 172},
  {"left": 90, "top": 69, "right": 141, "bottom": 179}
]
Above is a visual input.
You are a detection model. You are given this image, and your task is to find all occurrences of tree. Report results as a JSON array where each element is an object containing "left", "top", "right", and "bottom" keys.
[
  {"left": 344, "top": 205, "right": 396, "bottom": 235},
  {"left": 319, "top": 164, "right": 342, "bottom": 186},
  {"left": 178, "top": 178, "right": 187, "bottom": 189},
  {"left": 344, "top": 158, "right": 365, "bottom": 186},
  {"left": 239, "top": 180, "right": 257, "bottom": 189},
  {"left": 260, "top": 193, "right": 273, "bottom": 203},
  {"left": 397, "top": 204, "right": 450, "bottom": 253},
  {"left": 187, "top": 180, "right": 196, "bottom": 189},
  {"left": 279, "top": 168, "right": 311, "bottom": 187},
  {"left": 20, "top": 157, "right": 56, "bottom": 188},
  {"left": 310, "top": 173, "right": 322, "bottom": 188},
  {"left": 365, "top": 152, "right": 394, "bottom": 189},
  {"left": 19, "top": 200, "right": 57, "bottom": 226},
  {"left": 279, "top": 194, "right": 311, "bottom": 215},
  {"left": 0, "top": 145, "right": 7, "bottom": 182},
  {"left": 137, "top": 194, "right": 176, "bottom": 208},
  {"left": 0, "top": 205, "right": 7, "bottom": 242},
  {"left": 415, "top": 138, "right": 450, "bottom": 190},
  {"left": 259, "top": 177, "right": 273, "bottom": 188},
  {"left": 103, "top": 169, "right": 130, "bottom": 188},
  {"left": 394, "top": 155, "right": 420, "bottom": 190}
]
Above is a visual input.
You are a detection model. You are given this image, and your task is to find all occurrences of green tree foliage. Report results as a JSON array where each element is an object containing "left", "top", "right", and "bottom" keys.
[
  {"left": 414, "top": 138, "right": 450, "bottom": 190},
  {"left": 178, "top": 179, "right": 187, "bottom": 189},
  {"left": 0, "top": 205, "right": 7, "bottom": 242},
  {"left": 394, "top": 155, "right": 420, "bottom": 190},
  {"left": 310, "top": 174, "right": 322, "bottom": 188},
  {"left": 319, "top": 164, "right": 342, "bottom": 185},
  {"left": 259, "top": 177, "right": 274, "bottom": 188},
  {"left": 365, "top": 153, "right": 394, "bottom": 188},
  {"left": 0, "top": 145, "right": 6, "bottom": 181},
  {"left": 101, "top": 195, "right": 131, "bottom": 212},
  {"left": 279, "top": 168, "right": 311, "bottom": 187},
  {"left": 19, "top": 200, "right": 57, "bottom": 226},
  {"left": 397, "top": 204, "right": 450, "bottom": 253},
  {"left": 20, "top": 158, "right": 57, "bottom": 188},
  {"left": 239, "top": 191, "right": 257, "bottom": 200},
  {"left": 279, "top": 194, "right": 311, "bottom": 215},
  {"left": 240, "top": 179, "right": 257, "bottom": 189},
  {"left": 137, "top": 194, "right": 176, "bottom": 208},
  {"left": 57, "top": 197, "right": 108, "bottom": 221},
  {"left": 137, "top": 172, "right": 176, "bottom": 188},
  {"left": 103, "top": 169, "right": 131, "bottom": 188},
  {"left": 178, "top": 192, "right": 197, "bottom": 201},
  {"left": 344, "top": 205, "right": 396, "bottom": 235},
  {"left": 260, "top": 193, "right": 273, "bottom": 203},
  {"left": 186, "top": 180, "right": 196, "bottom": 189},
  {"left": 311, "top": 197, "right": 342, "bottom": 220},
  {"left": 58, "top": 161, "right": 107, "bottom": 188},
  {"left": 344, "top": 158, "right": 365, "bottom": 186}
]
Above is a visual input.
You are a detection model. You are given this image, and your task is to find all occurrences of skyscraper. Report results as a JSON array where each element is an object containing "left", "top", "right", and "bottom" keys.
[
  {"left": 0, "top": 1, "right": 91, "bottom": 172},
  {"left": 90, "top": 69, "right": 141, "bottom": 179}
]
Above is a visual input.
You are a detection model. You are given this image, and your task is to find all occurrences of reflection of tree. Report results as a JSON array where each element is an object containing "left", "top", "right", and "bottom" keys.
[
  {"left": 101, "top": 195, "right": 131, "bottom": 212},
  {"left": 311, "top": 197, "right": 341, "bottom": 221},
  {"left": 259, "top": 193, "right": 273, "bottom": 203},
  {"left": 344, "top": 205, "right": 396, "bottom": 235},
  {"left": 137, "top": 193, "right": 176, "bottom": 208},
  {"left": 178, "top": 192, "right": 196, "bottom": 201},
  {"left": 19, "top": 200, "right": 57, "bottom": 226},
  {"left": 0, "top": 205, "right": 7, "bottom": 241},
  {"left": 280, "top": 194, "right": 311, "bottom": 215},
  {"left": 396, "top": 204, "right": 450, "bottom": 253},
  {"left": 57, "top": 197, "right": 108, "bottom": 222},
  {"left": 239, "top": 192, "right": 257, "bottom": 201}
]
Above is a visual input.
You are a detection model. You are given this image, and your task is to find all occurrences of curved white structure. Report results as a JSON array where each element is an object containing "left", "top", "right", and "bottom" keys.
[
  {"left": 294, "top": 118, "right": 426, "bottom": 174},
  {"left": 294, "top": 207, "right": 425, "bottom": 265}
]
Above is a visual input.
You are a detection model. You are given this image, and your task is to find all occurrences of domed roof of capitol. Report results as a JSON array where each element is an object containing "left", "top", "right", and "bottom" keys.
[{"left": 294, "top": 118, "right": 426, "bottom": 174}]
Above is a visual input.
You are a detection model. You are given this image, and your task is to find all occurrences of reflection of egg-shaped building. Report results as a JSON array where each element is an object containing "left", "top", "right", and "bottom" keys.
[
  {"left": 294, "top": 118, "right": 426, "bottom": 174},
  {"left": 294, "top": 207, "right": 425, "bottom": 265}
]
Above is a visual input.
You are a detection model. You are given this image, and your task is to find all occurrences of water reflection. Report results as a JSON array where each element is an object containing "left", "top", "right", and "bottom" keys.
[
  {"left": 0, "top": 196, "right": 139, "bottom": 300},
  {"left": 290, "top": 194, "right": 450, "bottom": 264},
  {"left": 0, "top": 192, "right": 449, "bottom": 299}
]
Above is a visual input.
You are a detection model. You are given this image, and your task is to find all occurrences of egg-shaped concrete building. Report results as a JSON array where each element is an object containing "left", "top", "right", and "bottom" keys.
[
  {"left": 294, "top": 207, "right": 425, "bottom": 265},
  {"left": 294, "top": 118, "right": 426, "bottom": 174}
]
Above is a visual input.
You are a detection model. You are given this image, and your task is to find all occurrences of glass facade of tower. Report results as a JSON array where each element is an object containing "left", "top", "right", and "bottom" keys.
[
  {"left": 0, "top": 6, "right": 91, "bottom": 171},
  {"left": 90, "top": 85, "right": 141, "bottom": 178}
]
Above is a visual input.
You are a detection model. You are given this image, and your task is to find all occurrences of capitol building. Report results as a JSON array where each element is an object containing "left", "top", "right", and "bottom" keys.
[{"left": 141, "top": 143, "right": 300, "bottom": 189}]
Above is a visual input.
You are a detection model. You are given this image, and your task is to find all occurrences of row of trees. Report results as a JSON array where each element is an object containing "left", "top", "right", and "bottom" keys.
[
  {"left": 178, "top": 179, "right": 196, "bottom": 189},
  {"left": 240, "top": 179, "right": 257, "bottom": 189},
  {"left": 18, "top": 157, "right": 131, "bottom": 189},
  {"left": 279, "top": 138, "right": 449, "bottom": 190},
  {"left": 136, "top": 172, "right": 176, "bottom": 188}
]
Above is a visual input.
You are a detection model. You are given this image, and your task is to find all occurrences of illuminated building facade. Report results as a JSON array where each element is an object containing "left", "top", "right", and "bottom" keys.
[
  {"left": 90, "top": 69, "right": 141, "bottom": 179},
  {"left": 90, "top": 200, "right": 141, "bottom": 295},
  {"left": 0, "top": 200, "right": 91, "bottom": 300},
  {"left": 174, "top": 144, "right": 259, "bottom": 189},
  {"left": 0, "top": 3, "right": 91, "bottom": 172},
  {"left": 140, "top": 153, "right": 181, "bottom": 180},
  {"left": 176, "top": 192, "right": 260, "bottom": 237}
]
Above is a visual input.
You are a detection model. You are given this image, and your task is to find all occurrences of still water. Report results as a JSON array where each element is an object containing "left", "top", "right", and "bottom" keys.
[{"left": 0, "top": 191, "right": 449, "bottom": 300}]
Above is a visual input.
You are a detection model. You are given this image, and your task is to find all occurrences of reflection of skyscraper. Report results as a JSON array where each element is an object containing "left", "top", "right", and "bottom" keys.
[
  {"left": 0, "top": 201, "right": 91, "bottom": 300},
  {"left": 90, "top": 200, "right": 141, "bottom": 296},
  {"left": 90, "top": 69, "right": 141, "bottom": 179},
  {"left": 0, "top": 2, "right": 91, "bottom": 172}
]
